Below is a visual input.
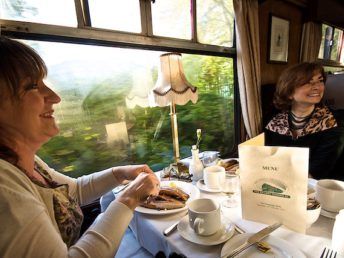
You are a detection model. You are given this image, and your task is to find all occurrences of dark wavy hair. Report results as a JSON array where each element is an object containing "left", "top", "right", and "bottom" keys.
[
  {"left": 0, "top": 36, "right": 47, "bottom": 165},
  {"left": 273, "top": 62, "right": 326, "bottom": 111}
]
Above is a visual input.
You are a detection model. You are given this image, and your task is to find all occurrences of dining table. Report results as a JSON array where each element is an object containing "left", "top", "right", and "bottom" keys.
[{"left": 125, "top": 174, "right": 338, "bottom": 258}]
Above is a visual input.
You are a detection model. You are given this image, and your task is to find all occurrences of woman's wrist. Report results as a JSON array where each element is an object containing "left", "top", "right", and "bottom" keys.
[
  {"left": 111, "top": 167, "right": 124, "bottom": 185},
  {"left": 116, "top": 196, "right": 139, "bottom": 211}
]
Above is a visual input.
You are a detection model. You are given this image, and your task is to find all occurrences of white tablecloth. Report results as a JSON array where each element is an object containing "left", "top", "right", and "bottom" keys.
[{"left": 129, "top": 184, "right": 337, "bottom": 258}]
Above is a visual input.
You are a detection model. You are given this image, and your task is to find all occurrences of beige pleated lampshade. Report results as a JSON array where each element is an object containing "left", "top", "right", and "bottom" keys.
[
  {"left": 150, "top": 53, "right": 198, "bottom": 107},
  {"left": 126, "top": 68, "right": 155, "bottom": 108}
]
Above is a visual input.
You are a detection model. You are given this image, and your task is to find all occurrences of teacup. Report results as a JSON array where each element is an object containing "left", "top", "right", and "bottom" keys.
[
  {"left": 188, "top": 198, "right": 221, "bottom": 236},
  {"left": 203, "top": 165, "right": 226, "bottom": 189},
  {"left": 316, "top": 179, "right": 344, "bottom": 212}
]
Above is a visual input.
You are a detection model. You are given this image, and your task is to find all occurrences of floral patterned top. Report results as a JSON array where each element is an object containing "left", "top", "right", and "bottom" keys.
[{"left": 28, "top": 162, "right": 84, "bottom": 247}]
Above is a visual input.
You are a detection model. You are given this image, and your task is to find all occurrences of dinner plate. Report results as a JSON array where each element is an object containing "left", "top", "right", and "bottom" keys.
[
  {"left": 196, "top": 179, "right": 222, "bottom": 193},
  {"left": 320, "top": 208, "right": 338, "bottom": 219},
  {"left": 177, "top": 215, "right": 235, "bottom": 246},
  {"left": 221, "top": 233, "right": 306, "bottom": 258},
  {"left": 135, "top": 180, "right": 200, "bottom": 215}
]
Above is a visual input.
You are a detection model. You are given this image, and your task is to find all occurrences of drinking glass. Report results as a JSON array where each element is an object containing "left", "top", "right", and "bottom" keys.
[{"left": 221, "top": 174, "right": 240, "bottom": 208}]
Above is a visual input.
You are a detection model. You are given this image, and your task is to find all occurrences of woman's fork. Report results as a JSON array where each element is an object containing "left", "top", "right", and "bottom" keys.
[{"left": 320, "top": 247, "right": 337, "bottom": 258}]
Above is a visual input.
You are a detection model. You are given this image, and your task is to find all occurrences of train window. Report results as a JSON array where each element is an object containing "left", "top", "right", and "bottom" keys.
[
  {"left": 0, "top": 0, "right": 77, "bottom": 27},
  {"left": 151, "top": 0, "right": 192, "bottom": 39},
  {"left": 21, "top": 41, "right": 235, "bottom": 177},
  {"left": 1, "top": 0, "right": 236, "bottom": 177},
  {"left": 197, "top": 0, "right": 234, "bottom": 47},
  {"left": 88, "top": 0, "right": 141, "bottom": 33},
  {"left": 318, "top": 24, "right": 344, "bottom": 64}
]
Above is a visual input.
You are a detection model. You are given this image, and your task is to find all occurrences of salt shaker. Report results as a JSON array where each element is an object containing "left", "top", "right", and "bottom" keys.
[
  {"left": 332, "top": 209, "right": 344, "bottom": 255},
  {"left": 189, "top": 145, "right": 204, "bottom": 183}
]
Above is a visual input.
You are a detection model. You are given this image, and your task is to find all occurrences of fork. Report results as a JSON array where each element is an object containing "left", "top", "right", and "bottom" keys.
[{"left": 320, "top": 247, "right": 337, "bottom": 258}]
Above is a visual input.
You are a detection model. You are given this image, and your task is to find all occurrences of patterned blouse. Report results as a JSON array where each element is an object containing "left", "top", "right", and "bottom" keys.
[
  {"left": 28, "top": 163, "right": 84, "bottom": 247},
  {"left": 265, "top": 105, "right": 338, "bottom": 138}
]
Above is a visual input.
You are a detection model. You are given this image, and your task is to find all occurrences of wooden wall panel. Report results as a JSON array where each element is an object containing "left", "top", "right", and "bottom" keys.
[{"left": 259, "top": 0, "right": 306, "bottom": 85}]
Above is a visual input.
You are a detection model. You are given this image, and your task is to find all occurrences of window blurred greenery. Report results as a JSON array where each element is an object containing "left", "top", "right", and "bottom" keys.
[
  {"left": 10, "top": 0, "right": 236, "bottom": 177},
  {"left": 31, "top": 43, "right": 234, "bottom": 177}
]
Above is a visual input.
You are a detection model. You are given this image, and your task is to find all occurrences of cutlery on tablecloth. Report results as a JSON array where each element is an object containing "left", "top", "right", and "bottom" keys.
[
  {"left": 221, "top": 222, "right": 282, "bottom": 258},
  {"left": 320, "top": 247, "right": 337, "bottom": 258},
  {"left": 163, "top": 211, "right": 188, "bottom": 236}
]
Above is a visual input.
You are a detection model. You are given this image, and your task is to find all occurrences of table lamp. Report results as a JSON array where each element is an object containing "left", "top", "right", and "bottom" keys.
[
  {"left": 126, "top": 69, "right": 155, "bottom": 109},
  {"left": 150, "top": 52, "right": 198, "bottom": 168}
]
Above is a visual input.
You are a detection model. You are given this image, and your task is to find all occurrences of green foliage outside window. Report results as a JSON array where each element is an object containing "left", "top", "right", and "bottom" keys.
[{"left": 32, "top": 44, "right": 234, "bottom": 177}]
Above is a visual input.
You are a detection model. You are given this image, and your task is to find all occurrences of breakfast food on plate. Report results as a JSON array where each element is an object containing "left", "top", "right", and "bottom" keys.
[
  {"left": 218, "top": 159, "right": 239, "bottom": 174},
  {"left": 141, "top": 186, "right": 190, "bottom": 210},
  {"left": 307, "top": 198, "right": 320, "bottom": 210},
  {"left": 160, "top": 163, "right": 192, "bottom": 182}
]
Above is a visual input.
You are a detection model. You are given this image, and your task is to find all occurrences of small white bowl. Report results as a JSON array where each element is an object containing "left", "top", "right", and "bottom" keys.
[{"left": 306, "top": 203, "right": 321, "bottom": 228}]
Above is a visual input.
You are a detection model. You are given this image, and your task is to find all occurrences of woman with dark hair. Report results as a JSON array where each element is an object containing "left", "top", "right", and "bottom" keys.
[
  {"left": 0, "top": 36, "right": 160, "bottom": 257},
  {"left": 265, "top": 62, "right": 344, "bottom": 180}
]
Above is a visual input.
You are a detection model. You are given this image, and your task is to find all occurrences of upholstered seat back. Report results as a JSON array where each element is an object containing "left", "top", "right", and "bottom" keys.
[{"left": 323, "top": 73, "right": 344, "bottom": 110}]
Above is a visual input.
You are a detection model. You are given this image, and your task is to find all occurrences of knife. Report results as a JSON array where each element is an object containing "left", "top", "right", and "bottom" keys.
[
  {"left": 222, "top": 222, "right": 282, "bottom": 258},
  {"left": 163, "top": 212, "right": 188, "bottom": 236},
  {"left": 113, "top": 181, "right": 132, "bottom": 194}
]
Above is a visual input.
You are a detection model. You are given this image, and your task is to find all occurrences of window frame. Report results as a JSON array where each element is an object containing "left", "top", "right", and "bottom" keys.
[
  {"left": 318, "top": 23, "right": 344, "bottom": 68},
  {"left": 0, "top": 0, "right": 240, "bottom": 155}
]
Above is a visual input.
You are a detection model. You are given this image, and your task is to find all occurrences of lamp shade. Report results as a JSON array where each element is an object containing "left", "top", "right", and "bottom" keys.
[
  {"left": 151, "top": 53, "right": 198, "bottom": 107},
  {"left": 126, "top": 69, "right": 155, "bottom": 108}
]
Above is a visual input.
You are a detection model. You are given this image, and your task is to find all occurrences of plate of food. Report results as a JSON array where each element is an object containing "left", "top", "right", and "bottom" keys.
[
  {"left": 218, "top": 158, "right": 239, "bottom": 175},
  {"left": 135, "top": 180, "right": 200, "bottom": 215}
]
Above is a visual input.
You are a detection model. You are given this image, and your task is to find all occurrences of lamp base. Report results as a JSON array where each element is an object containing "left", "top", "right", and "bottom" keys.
[{"left": 160, "top": 162, "right": 192, "bottom": 182}]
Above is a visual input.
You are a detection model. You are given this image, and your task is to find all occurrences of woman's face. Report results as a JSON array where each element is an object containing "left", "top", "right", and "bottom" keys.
[
  {"left": 291, "top": 72, "right": 325, "bottom": 108},
  {"left": 0, "top": 77, "right": 61, "bottom": 150}
]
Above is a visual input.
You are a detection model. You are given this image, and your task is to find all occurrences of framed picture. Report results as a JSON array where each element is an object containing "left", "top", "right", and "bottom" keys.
[{"left": 268, "top": 15, "right": 290, "bottom": 63}]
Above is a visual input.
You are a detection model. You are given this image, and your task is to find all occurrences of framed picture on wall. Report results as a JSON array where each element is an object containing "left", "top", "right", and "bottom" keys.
[{"left": 268, "top": 15, "right": 290, "bottom": 63}]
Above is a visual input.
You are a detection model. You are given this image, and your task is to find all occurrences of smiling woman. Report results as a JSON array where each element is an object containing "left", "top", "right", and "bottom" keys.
[
  {"left": 0, "top": 37, "right": 60, "bottom": 165},
  {"left": 264, "top": 62, "right": 344, "bottom": 181},
  {"left": 0, "top": 36, "right": 160, "bottom": 258}
]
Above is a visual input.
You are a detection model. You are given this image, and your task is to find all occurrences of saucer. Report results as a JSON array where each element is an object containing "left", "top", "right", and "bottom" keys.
[
  {"left": 196, "top": 179, "right": 222, "bottom": 193},
  {"left": 177, "top": 215, "right": 234, "bottom": 246},
  {"left": 320, "top": 208, "right": 338, "bottom": 219}
]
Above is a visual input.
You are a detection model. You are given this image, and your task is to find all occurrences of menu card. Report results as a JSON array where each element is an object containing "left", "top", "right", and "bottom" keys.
[{"left": 239, "top": 133, "right": 308, "bottom": 233}]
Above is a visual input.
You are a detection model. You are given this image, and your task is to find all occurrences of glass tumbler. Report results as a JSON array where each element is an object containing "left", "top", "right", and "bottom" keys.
[{"left": 221, "top": 174, "right": 240, "bottom": 208}]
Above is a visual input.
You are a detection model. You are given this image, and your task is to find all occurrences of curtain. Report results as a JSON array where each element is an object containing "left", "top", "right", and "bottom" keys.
[
  {"left": 300, "top": 22, "right": 322, "bottom": 62},
  {"left": 233, "top": 0, "right": 262, "bottom": 138}
]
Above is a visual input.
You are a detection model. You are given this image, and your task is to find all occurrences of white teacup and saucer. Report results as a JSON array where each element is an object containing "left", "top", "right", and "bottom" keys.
[
  {"left": 196, "top": 179, "right": 222, "bottom": 193},
  {"left": 196, "top": 165, "right": 226, "bottom": 193},
  {"left": 177, "top": 198, "right": 235, "bottom": 245},
  {"left": 316, "top": 179, "right": 344, "bottom": 219}
]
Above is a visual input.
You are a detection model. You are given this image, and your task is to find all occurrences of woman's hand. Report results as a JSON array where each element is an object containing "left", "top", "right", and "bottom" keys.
[
  {"left": 116, "top": 172, "right": 160, "bottom": 210},
  {"left": 112, "top": 164, "right": 154, "bottom": 185}
]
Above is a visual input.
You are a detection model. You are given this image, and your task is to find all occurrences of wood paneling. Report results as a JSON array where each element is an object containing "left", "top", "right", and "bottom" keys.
[{"left": 259, "top": 0, "right": 306, "bottom": 85}]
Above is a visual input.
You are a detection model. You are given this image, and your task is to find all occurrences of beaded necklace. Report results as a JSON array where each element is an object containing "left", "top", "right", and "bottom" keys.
[{"left": 289, "top": 109, "right": 314, "bottom": 131}]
